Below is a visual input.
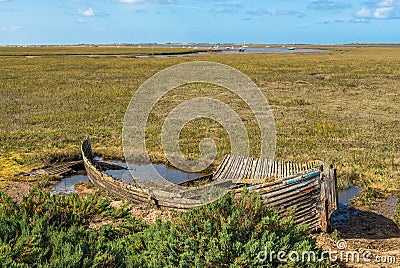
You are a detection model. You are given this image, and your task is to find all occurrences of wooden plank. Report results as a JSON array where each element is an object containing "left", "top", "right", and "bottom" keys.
[
  {"left": 229, "top": 155, "right": 242, "bottom": 182},
  {"left": 254, "top": 158, "right": 262, "bottom": 183},
  {"left": 255, "top": 158, "right": 263, "bottom": 184},
  {"left": 294, "top": 214, "right": 320, "bottom": 226},
  {"left": 278, "top": 192, "right": 320, "bottom": 210},
  {"left": 216, "top": 155, "right": 232, "bottom": 181},
  {"left": 265, "top": 184, "right": 321, "bottom": 207},
  {"left": 268, "top": 159, "right": 273, "bottom": 178},
  {"left": 292, "top": 205, "right": 318, "bottom": 220},
  {"left": 262, "top": 158, "right": 268, "bottom": 179},
  {"left": 279, "top": 200, "right": 318, "bottom": 216},
  {"left": 264, "top": 179, "right": 319, "bottom": 200},
  {"left": 243, "top": 157, "right": 252, "bottom": 182},
  {"left": 213, "top": 154, "right": 230, "bottom": 180},
  {"left": 262, "top": 177, "right": 319, "bottom": 198},
  {"left": 277, "top": 160, "right": 281, "bottom": 179}
]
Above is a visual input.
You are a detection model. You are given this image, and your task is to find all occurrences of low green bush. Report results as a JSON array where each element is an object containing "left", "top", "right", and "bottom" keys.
[
  {"left": 130, "top": 189, "right": 331, "bottom": 267},
  {"left": 0, "top": 186, "right": 331, "bottom": 267},
  {"left": 0, "top": 186, "right": 145, "bottom": 267}
]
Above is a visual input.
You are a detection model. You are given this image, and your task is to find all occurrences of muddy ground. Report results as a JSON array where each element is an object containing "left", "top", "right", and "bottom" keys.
[{"left": 317, "top": 197, "right": 400, "bottom": 267}]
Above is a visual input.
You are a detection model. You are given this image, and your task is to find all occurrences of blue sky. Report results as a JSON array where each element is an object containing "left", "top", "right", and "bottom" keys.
[{"left": 0, "top": 0, "right": 399, "bottom": 45}]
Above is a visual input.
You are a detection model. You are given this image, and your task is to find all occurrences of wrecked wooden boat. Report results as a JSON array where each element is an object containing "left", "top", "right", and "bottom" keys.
[
  {"left": 21, "top": 160, "right": 84, "bottom": 177},
  {"left": 82, "top": 137, "right": 338, "bottom": 232}
]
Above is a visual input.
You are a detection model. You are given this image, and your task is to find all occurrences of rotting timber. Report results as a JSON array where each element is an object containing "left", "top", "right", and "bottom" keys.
[
  {"left": 82, "top": 137, "right": 338, "bottom": 232},
  {"left": 21, "top": 161, "right": 84, "bottom": 177}
]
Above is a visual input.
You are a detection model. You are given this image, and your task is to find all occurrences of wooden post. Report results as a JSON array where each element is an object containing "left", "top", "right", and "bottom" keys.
[
  {"left": 333, "top": 168, "right": 338, "bottom": 210},
  {"left": 320, "top": 165, "right": 338, "bottom": 233},
  {"left": 321, "top": 198, "right": 329, "bottom": 232},
  {"left": 320, "top": 171, "right": 328, "bottom": 232}
]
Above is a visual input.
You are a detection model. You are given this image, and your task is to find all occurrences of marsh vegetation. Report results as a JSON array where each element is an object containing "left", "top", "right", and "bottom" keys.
[{"left": 1, "top": 46, "right": 399, "bottom": 200}]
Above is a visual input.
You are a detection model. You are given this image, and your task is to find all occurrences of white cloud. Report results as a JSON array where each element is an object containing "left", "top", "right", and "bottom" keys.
[
  {"left": 354, "top": 0, "right": 400, "bottom": 19},
  {"left": 9, "top": 25, "right": 21, "bottom": 31},
  {"left": 211, "top": 3, "right": 243, "bottom": 13},
  {"left": 1, "top": 25, "right": 21, "bottom": 31},
  {"left": 172, "top": 5, "right": 206, "bottom": 10},
  {"left": 348, "top": 18, "right": 370, "bottom": 23},
  {"left": 275, "top": 9, "right": 306, "bottom": 18},
  {"left": 354, "top": 7, "right": 371, "bottom": 17},
  {"left": 78, "top": 7, "right": 95, "bottom": 17},
  {"left": 246, "top": 9, "right": 272, "bottom": 16},
  {"left": 373, "top": 7, "right": 394, "bottom": 18},
  {"left": 376, "top": 0, "right": 400, "bottom": 7},
  {"left": 308, "top": 0, "right": 352, "bottom": 10}
]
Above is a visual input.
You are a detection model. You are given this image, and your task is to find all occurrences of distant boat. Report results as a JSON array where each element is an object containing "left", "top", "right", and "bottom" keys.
[
  {"left": 238, "top": 40, "right": 248, "bottom": 52},
  {"left": 287, "top": 40, "right": 295, "bottom": 50}
]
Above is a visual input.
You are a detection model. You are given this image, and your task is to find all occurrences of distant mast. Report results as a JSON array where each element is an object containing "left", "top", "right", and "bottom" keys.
[
  {"left": 239, "top": 39, "right": 248, "bottom": 52},
  {"left": 288, "top": 40, "right": 295, "bottom": 50}
]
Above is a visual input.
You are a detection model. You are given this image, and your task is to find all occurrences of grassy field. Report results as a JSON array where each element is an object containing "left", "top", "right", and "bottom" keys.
[{"left": 0, "top": 46, "right": 399, "bottom": 198}]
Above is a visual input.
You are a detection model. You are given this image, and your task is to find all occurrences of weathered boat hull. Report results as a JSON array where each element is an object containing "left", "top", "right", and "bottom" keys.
[{"left": 81, "top": 137, "right": 337, "bottom": 232}]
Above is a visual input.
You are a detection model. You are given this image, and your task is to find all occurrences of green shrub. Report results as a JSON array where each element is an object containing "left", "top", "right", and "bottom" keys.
[
  {"left": 0, "top": 186, "right": 145, "bottom": 267},
  {"left": 124, "top": 190, "right": 331, "bottom": 267},
  {"left": 0, "top": 187, "right": 331, "bottom": 267}
]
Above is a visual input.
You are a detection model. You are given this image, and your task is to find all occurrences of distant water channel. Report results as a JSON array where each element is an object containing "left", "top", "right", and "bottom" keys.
[
  {"left": 137, "top": 46, "right": 328, "bottom": 58},
  {"left": 219, "top": 47, "right": 326, "bottom": 54}
]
